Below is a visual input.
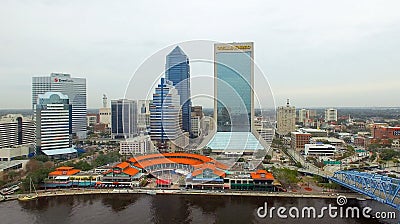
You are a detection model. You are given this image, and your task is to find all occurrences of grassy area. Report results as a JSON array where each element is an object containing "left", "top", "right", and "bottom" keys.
[{"left": 270, "top": 167, "right": 300, "bottom": 187}]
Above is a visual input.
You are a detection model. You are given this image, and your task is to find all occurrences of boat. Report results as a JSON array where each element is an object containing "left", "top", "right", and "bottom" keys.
[{"left": 18, "top": 178, "right": 38, "bottom": 201}]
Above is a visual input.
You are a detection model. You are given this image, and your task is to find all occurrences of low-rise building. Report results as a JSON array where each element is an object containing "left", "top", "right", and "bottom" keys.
[
  {"left": 101, "top": 162, "right": 144, "bottom": 187},
  {"left": 0, "top": 144, "right": 35, "bottom": 161},
  {"left": 373, "top": 126, "right": 400, "bottom": 140},
  {"left": 310, "top": 137, "right": 345, "bottom": 147},
  {"left": 305, "top": 144, "right": 336, "bottom": 156},
  {"left": 0, "top": 160, "right": 26, "bottom": 173},
  {"left": 119, "top": 134, "right": 153, "bottom": 155},
  {"left": 291, "top": 132, "right": 311, "bottom": 150},
  {"left": 224, "top": 170, "right": 276, "bottom": 191},
  {"left": 48, "top": 166, "right": 81, "bottom": 179},
  {"left": 87, "top": 113, "right": 99, "bottom": 127},
  {"left": 299, "top": 128, "right": 328, "bottom": 137},
  {"left": 185, "top": 163, "right": 226, "bottom": 190}
]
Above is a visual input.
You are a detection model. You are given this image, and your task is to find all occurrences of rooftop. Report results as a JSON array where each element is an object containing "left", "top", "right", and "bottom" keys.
[
  {"left": 250, "top": 170, "right": 274, "bottom": 180},
  {"left": 42, "top": 148, "right": 78, "bottom": 156},
  {"left": 49, "top": 167, "right": 80, "bottom": 176},
  {"left": 206, "top": 132, "right": 264, "bottom": 151},
  {"left": 0, "top": 160, "right": 24, "bottom": 172}
]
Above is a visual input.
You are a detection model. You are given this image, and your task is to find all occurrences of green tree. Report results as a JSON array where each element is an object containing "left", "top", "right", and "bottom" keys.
[
  {"left": 271, "top": 167, "right": 299, "bottom": 187},
  {"left": 264, "top": 155, "right": 272, "bottom": 163},
  {"left": 380, "top": 149, "right": 400, "bottom": 161},
  {"left": 34, "top": 155, "right": 49, "bottom": 163}
]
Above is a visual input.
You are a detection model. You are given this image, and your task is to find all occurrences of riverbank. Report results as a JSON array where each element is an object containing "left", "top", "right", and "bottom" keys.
[{"left": 1, "top": 188, "right": 367, "bottom": 202}]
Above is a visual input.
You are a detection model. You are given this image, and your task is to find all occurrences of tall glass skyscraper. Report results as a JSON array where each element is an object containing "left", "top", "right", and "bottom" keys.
[
  {"left": 165, "top": 46, "right": 192, "bottom": 135},
  {"left": 150, "top": 78, "right": 180, "bottom": 150},
  {"left": 32, "top": 73, "right": 87, "bottom": 138},
  {"left": 214, "top": 42, "right": 254, "bottom": 132}
]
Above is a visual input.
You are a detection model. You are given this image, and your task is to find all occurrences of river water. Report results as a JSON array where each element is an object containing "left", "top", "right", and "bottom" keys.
[{"left": 0, "top": 194, "right": 398, "bottom": 224}]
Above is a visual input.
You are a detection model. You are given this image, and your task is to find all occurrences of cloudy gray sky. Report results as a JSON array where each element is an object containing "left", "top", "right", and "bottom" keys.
[{"left": 1, "top": 0, "right": 399, "bottom": 109}]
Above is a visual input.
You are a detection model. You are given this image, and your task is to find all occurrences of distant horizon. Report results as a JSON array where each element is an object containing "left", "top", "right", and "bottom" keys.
[{"left": 2, "top": 106, "right": 400, "bottom": 111}]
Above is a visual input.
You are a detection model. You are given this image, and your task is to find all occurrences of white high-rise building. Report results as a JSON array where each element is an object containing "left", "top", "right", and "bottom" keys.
[
  {"left": 32, "top": 73, "right": 87, "bottom": 138},
  {"left": 0, "top": 114, "right": 35, "bottom": 149},
  {"left": 325, "top": 108, "right": 338, "bottom": 122},
  {"left": 36, "top": 92, "right": 72, "bottom": 153},
  {"left": 0, "top": 114, "right": 35, "bottom": 161},
  {"left": 276, "top": 99, "right": 296, "bottom": 136}
]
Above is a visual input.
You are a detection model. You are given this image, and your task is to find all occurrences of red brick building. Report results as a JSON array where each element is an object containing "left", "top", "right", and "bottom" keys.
[
  {"left": 373, "top": 127, "right": 400, "bottom": 140},
  {"left": 291, "top": 132, "right": 311, "bottom": 150}
]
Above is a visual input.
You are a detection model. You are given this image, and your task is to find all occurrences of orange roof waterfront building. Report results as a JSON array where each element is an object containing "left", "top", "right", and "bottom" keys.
[
  {"left": 106, "top": 153, "right": 229, "bottom": 190},
  {"left": 48, "top": 167, "right": 81, "bottom": 178},
  {"left": 126, "top": 153, "right": 228, "bottom": 173},
  {"left": 250, "top": 170, "right": 274, "bottom": 180},
  {"left": 250, "top": 170, "right": 275, "bottom": 191}
]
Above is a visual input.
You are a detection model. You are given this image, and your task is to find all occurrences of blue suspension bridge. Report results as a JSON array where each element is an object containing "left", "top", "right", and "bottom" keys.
[
  {"left": 285, "top": 147, "right": 400, "bottom": 210},
  {"left": 329, "top": 170, "right": 400, "bottom": 210}
]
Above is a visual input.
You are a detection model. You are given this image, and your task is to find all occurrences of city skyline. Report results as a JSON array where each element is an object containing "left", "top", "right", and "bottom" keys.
[{"left": 1, "top": 1, "right": 400, "bottom": 109}]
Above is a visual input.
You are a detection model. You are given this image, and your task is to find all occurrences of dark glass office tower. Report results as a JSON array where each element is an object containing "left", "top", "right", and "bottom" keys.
[
  {"left": 111, "top": 99, "right": 137, "bottom": 139},
  {"left": 165, "top": 46, "right": 192, "bottom": 136}
]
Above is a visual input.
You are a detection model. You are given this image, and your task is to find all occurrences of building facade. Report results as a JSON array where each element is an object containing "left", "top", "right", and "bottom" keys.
[
  {"left": 298, "top": 109, "right": 310, "bottom": 125},
  {"left": 254, "top": 118, "right": 275, "bottom": 143},
  {"left": 119, "top": 134, "right": 153, "bottom": 155},
  {"left": 32, "top": 73, "right": 87, "bottom": 138},
  {"left": 291, "top": 132, "right": 311, "bottom": 150},
  {"left": 99, "top": 108, "right": 111, "bottom": 127},
  {"left": 99, "top": 94, "right": 111, "bottom": 128},
  {"left": 277, "top": 99, "right": 296, "bottom": 136},
  {"left": 0, "top": 114, "right": 35, "bottom": 149},
  {"left": 214, "top": 42, "right": 254, "bottom": 132},
  {"left": 190, "top": 106, "right": 203, "bottom": 138},
  {"left": 373, "top": 126, "right": 400, "bottom": 140},
  {"left": 86, "top": 114, "right": 98, "bottom": 127},
  {"left": 150, "top": 78, "right": 181, "bottom": 151},
  {"left": 35, "top": 92, "right": 72, "bottom": 153},
  {"left": 0, "top": 114, "right": 35, "bottom": 160},
  {"left": 305, "top": 143, "right": 336, "bottom": 156},
  {"left": 111, "top": 99, "right": 137, "bottom": 139},
  {"left": 166, "top": 46, "right": 192, "bottom": 135},
  {"left": 325, "top": 108, "right": 338, "bottom": 122},
  {"left": 137, "top": 99, "right": 151, "bottom": 133}
]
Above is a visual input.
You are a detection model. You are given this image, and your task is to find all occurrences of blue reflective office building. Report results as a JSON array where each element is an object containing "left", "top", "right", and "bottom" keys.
[
  {"left": 149, "top": 78, "right": 180, "bottom": 150},
  {"left": 165, "top": 46, "right": 192, "bottom": 135},
  {"left": 214, "top": 42, "right": 254, "bottom": 132}
]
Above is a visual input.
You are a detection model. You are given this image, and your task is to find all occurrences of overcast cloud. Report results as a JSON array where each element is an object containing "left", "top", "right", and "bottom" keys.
[{"left": 0, "top": 0, "right": 399, "bottom": 109}]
